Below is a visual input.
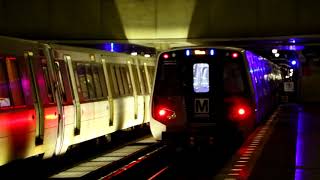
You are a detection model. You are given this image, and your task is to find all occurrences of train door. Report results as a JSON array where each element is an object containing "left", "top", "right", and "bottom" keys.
[
  {"left": 25, "top": 52, "right": 45, "bottom": 145},
  {"left": 43, "top": 46, "right": 66, "bottom": 155},
  {"left": 64, "top": 55, "right": 81, "bottom": 135},
  {"left": 101, "top": 59, "right": 114, "bottom": 126},
  {"left": 26, "top": 51, "right": 60, "bottom": 147}
]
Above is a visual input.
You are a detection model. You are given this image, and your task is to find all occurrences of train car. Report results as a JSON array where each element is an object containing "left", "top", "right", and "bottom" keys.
[
  {"left": 0, "top": 36, "right": 155, "bottom": 166},
  {"left": 150, "top": 47, "right": 282, "bottom": 146}
]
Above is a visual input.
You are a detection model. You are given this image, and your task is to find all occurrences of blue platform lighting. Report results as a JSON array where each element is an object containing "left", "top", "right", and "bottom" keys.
[
  {"left": 291, "top": 60, "right": 297, "bottom": 66},
  {"left": 111, "top": 43, "right": 114, "bottom": 52},
  {"left": 104, "top": 42, "right": 121, "bottom": 52}
]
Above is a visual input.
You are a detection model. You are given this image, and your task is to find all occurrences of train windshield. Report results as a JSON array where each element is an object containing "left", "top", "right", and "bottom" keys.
[
  {"left": 154, "top": 63, "right": 183, "bottom": 96},
  {"left": 193, "top": 63, "right": 209, "bottom": 93},
  {"left": 154, "top": 49, "right": 248, "bottom": 97},
  {"left": 224, "top": 61, "right": 245, "bottom": 95}
]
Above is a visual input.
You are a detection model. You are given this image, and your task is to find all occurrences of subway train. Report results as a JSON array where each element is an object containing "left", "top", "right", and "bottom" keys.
[
  {"left": 0, "top": 36, "right": 155, "bottom": 166},
  {"left": 150, "top": 47, "right": 283, "bottom": 146}
]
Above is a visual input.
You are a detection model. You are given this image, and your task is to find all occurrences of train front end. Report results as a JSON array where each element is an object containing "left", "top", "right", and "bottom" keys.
[{"left": 150, "top": 47, "right": 255, "bottom": 146}]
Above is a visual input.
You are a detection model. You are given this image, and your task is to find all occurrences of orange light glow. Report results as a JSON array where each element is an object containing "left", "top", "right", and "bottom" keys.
[
  {"left": 45, "top": 114, "right": 57, "bottom": 120},
  {"left": 194, "top": 50, "right": 206, "bottom": 55}
]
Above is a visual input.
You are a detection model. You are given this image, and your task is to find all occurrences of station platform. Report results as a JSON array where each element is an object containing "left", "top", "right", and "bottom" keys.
[
  {"left": 216, "top": 103, "right": 320, "bottom": 180},
  {"left": 250, "top": 103, "right": 320, "bottom": 180}
]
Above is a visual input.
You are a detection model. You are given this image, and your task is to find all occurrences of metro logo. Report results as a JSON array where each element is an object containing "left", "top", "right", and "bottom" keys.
[{"left": 194, "top": 98, "right": 209, "bottom": 114}]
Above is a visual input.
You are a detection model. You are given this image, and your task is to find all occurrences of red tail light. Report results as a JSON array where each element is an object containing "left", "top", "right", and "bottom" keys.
[
  {"left": 163, "top": 53, "right": 170, "bottom": 59},
  {"left": 225, "top": 97, "right": 252, "bottom": 121},
  {"left": 238, "top": 108, "right": 246, "bottom": 115},
  {"left": 229, "top": 104, "right": 251, "bottom": 121},
  {"left": 232, "top": 52, "right": 239, "bottom": 58},
  {"left": 153, "top": 106, "right": 176, "bottom": 123},
  {"left": 152, "top": 96, "right": 177, "bottom": 124}
]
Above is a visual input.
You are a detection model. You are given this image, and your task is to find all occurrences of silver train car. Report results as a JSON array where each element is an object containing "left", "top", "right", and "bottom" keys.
[
  {"left": 150, "top": 47, "right": 283, "bottom": 145},
  {"left": 0, "top": 36, "right": 155, "bottom": 166}
]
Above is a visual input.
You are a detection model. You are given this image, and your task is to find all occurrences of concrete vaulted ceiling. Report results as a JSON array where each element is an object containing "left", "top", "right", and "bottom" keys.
[{"left": 1, "top": 0, "right": 320, "bottom": 50}]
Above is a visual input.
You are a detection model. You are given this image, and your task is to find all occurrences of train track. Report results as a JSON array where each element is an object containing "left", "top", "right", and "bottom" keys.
[{"left": 0, "top": 127, "right": 156, "bottom": 179}]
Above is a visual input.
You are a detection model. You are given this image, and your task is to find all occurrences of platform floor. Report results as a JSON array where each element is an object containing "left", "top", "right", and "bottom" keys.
[{"left": 249, "top": 103, "right": 320, "bottom": 180}]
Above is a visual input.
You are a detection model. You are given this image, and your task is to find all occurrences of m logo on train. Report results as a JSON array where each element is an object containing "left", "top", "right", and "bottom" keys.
[{"left": 194, "top": 98, "right": 209, "bottom": 116}]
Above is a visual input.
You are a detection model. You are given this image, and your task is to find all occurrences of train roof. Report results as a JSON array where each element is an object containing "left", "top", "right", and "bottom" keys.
[{"left": 163, "top": 46, "right": 245, "bottom": 53}]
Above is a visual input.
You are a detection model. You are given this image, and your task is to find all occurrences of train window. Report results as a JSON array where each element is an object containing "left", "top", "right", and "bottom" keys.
[
  {"left": 224, "top": 62, "right": 245, "bottom": 95},
  {"left": 0, "top": 59, "right": 10, "bottom": 107},
  {"left": 120, "top": 66, "right": 130, "bottom": 95},
  {"left": 114, "top": 65, "right": 125, "bottom": 96},
  {"left": 92, "top": 65, "right": 103, "bottom": 98},
  {"left": 97, "top": 65, "right": 108, "bottom": 97},
  {"left": 41, "top": 64, "right": 54, "bottom": 103},
  {"left": 76, "top": 63, "right": 89, "bottom": 99},
  {"left": 4, "top": 57, "right": 25, "bottom": 106},
  {"left": 139, "top": 66, "right": 148, "bottom": 94},
  {"left": 54, "top": 62, "right": 67, "bottom": 102},
  {"left": 85, "top": 64, "right": 96, "bottom": 99},
  {"left": 131, "top": 66, "right": 142, "bottom": 95},
  {"left": 193, "top": 63, "right": 209, "bottom": 93},
  {"left": 147, "top": 66, "right": 155, "bottom": 86},
  {"left": 124, "top": 67, "right": 133, "bottom": 95},
  {"left": 107, "top": 64, "right": 119, "bottom": 97}
]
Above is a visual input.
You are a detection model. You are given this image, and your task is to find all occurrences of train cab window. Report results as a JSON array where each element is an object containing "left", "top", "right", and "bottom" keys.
[
  {"left": 0, "top": 56, "right": 26, "bottom": 108},
  {"left": 131, "top": 66, "right": 142, "bottom": 95},
  {"left": 224, "top": 62, "right": 245, "bottom": 95},
  {"left": 154, "top": 64, "right": 182, "bottom": 96},
  {"left": 193, "top": 63, "right": 209, "bottom": 93},
  {"left": 92, "top": 65, "right": 103, "bottom": 98}
]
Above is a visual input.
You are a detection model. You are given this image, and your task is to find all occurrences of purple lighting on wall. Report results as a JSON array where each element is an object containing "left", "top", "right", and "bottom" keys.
[{"left": 294, "top": 109, "right": 303, "bottom": 180}]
